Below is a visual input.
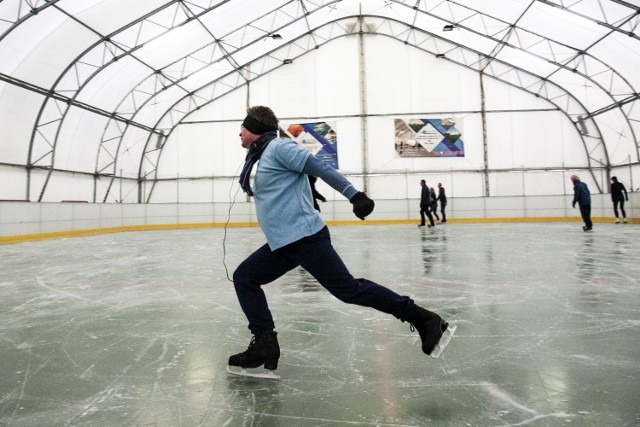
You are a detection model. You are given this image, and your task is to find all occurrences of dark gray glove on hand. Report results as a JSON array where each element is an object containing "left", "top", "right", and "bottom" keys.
[{"left": 350, "top": 192, "right": 375, "bottom": 220}]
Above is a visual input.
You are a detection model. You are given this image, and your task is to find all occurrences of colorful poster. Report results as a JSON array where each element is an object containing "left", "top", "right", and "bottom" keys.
[
  {"left": 394, "top": 118, "right": 464, "bottom": 157},
  {"left": 280, "top": 122, "right": 338, "bottom": 169}
]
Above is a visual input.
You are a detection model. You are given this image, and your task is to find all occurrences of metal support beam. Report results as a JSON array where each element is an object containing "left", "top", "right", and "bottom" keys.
[
  {"left": 480, "top": 71, "right": 490, "bottom": 197},
  {"left": 357, "top": 13, "right": 369, "bottom": 194}
]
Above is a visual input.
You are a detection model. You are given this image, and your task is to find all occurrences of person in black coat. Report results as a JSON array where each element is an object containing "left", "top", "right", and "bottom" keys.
[
  {"left": 610, "top": 176, "right": 629, "bottom": 224},
  {"left": 418, "top": 180, "right": 435, "bottom": 227},
  {"left": 571, "top": 175, "right": 592, "bottom": 231},
  {"left": 429, "top": 187, "right": 440, "bottom": 221},
  {"left": 437, "top": 183, "right": 447, "bottom": 223},
  {"left": 308, "top": 175, "right": 327, "bottom": 212}
]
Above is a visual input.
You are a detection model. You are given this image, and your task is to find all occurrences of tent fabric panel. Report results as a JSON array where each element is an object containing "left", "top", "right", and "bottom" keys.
[
  {"left": 595, "top": 109, "right": 638, "bottom": 166},
  {"left": 482, "top": 78, "right": 557, "bottom": 111},
  {"left": 181, "top": 85, "right": 247, "bottom": 123},
  {"left": 156, "top": 123, "right": 242, "bottom": 179},
  {"left": 5, "top": 12, "right": 101, "bottom": 88},
  {"left": 54, "top": 108, "right": 111, "bottom": 173},
  {"left": 364, "top": 36, "right": 480, "bottom": 115},
  {"left": 39, "top": 171, "right": 95, "bottom": 202},
  {"left": 73, "top": 58, "right": 151, "bottom": 112},
  {"left": 588, "top": 32, "right": 640, "bottom": 90},
  {"left": 0, "top": 86, "right": 44, "bottom": 164},
  {"left": 485, "top": 110, "right": 583, "bottom": 170},
  {"left": 0, "top": 167, "right": 28, "bottom": 200},
  {"left": 519, "top": 3, "right": 609, "bottom": 49},
  {"left": 0, "top": 6, "right": 73, "bottom": 78},
  {"left": 114, "top": 127, "right": 157, "bottom": 176},
  {"left": 62, "top": 0, "right": 176, "bottom": 36}
]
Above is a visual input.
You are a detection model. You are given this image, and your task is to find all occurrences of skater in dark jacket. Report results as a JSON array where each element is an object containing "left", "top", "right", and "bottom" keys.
[
  {"left": 610, "top": 176, "right": 629, "bottom": 224},
  {"left": 437, "top": 183, "right": 447, "bottom": 223},
  {"left": 430, "top": 187, "right": 440, "bottom": 221},
  {"left": 228, "top": 106, "right": 455, "bottom": 377},
  {"left": 571, "top": 175, "right": 592, "bottom": 231},
  {"left": 418, "top": 180, "right": 435, "bottom": 227},
  {"left": 308, "top": 175, "right": 327, "bottom": 212}
]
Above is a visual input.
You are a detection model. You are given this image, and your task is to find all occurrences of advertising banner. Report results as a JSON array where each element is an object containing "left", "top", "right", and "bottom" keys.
[
  {"left": 281, "top": 122, "right": 339, "bottom": 169},
  {"left": 395, "top": 118, "right": 464, "bottom": 157}
]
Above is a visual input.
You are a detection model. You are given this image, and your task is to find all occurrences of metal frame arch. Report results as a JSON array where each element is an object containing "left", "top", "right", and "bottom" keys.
[
  {"left": 26, "top": 0, "right": 192, "bottom": 201},
  {"left": 26, "top": 0, "right": 290, "bottom": 201},
  {"left": 535, "top": 0, "right": 640, "bottom": 41},
  {"left": 140, "top": 14, "right": 609, "bottom": 201},
  {"left": 0, "top": 0, "right": 62, "bottom": 43},
  {"left": 95, "top": 0, "right": 343, "bottom": 203},
  {"left": 389, "top": 0, "right": 639, "bottom": 165}
]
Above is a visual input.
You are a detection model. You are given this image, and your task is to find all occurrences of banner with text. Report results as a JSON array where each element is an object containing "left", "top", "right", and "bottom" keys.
[
  {"left": 394, "top": 118, "right": 464, "bottom": 157},
  {"left": 281, "top": 122, "right": 339, "bottom": 169}
]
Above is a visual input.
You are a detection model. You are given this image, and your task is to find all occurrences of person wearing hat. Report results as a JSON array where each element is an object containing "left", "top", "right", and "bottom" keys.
[{"left": 227, "top": 106, "right": 454, "bottom": 376}]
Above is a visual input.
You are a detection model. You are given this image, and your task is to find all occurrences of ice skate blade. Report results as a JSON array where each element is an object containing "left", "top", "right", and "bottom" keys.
[
  {"left": 430, "top": 325, "right": 457, "bottom": 359},
  {"left": 226, "top": 365, "right": 281, "bottom": 380}
]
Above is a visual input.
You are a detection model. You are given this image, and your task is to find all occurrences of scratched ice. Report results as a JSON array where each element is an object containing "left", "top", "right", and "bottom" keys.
[{"left": 1, "top": 223, "right": 639, "bottom": 426}]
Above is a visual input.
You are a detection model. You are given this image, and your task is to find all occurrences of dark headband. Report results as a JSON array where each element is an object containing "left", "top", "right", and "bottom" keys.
[{"left": 242, "top": 115, "right": 278, "bottom": 135}]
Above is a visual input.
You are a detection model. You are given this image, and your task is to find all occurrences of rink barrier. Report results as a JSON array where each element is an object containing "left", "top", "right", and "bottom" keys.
[
  {"left": 0, "top": 216, "right": 636, "bottom": 245},
  {"left": 1, "top": 193, "right": 636, "bottom": 244}
]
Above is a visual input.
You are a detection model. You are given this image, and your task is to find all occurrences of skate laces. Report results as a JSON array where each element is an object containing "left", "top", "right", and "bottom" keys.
[{"left": 247, "top": 335, "right": 257, "bottom": 349}]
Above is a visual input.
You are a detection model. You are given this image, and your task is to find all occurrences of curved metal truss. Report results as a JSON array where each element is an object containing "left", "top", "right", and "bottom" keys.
[
  {"left": 1, "top": 0, "right": 638, "bottom": 201},
  {"left": 141, "top": 14, "right": 611, "bottom": 200}
]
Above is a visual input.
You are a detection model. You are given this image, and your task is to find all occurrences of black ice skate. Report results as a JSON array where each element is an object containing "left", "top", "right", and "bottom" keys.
[
  {"left": 227, "top": 331, "right": 281, "bottom": 379},
  {"left": 408, "top": 306, "right": 456, "bottom": 359}
]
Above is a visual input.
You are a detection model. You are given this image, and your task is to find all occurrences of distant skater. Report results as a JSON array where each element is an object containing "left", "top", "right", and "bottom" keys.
[
  {"left": 571, "top": 175, "right": 592, "bottom": 232},
  {"left": 430, "top": 187, "right": 440, "bottom": 221},
  {"left": 610, "top": 176, "right": 629, "bottom": 224},
  {"left": 308, "top": 175, "right": 327, "bottom": 212},
  {"left": 437, "top": 183, "right": 447, "bottom": 223},
  {"left": 418, "top": 180, "right": 435, "bottom": 227},
  {"left": 228, "top": 106, "right": 455, "bottom": 378}
]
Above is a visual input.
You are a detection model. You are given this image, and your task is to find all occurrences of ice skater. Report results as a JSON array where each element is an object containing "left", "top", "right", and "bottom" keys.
[
  {"left": 228, "top": 106, "right": 455, "bottom": 378},
  {"left": 571, "top": 175, "right": 592, "bottom": 232},
  {"left": 418, "top": 180, "right": 435, "bottom": 227},
  {"left": 430, "top": 186, "right": 440, "bottom": 222},
  {"left": 610, "top": 176, "right": 629, "bottom": 224},
  {"left": 437, "top": 182, "right": 447, "bottom": 223},
  {"left": 308, "top": 175, "right": 326, "bottom": 212}
]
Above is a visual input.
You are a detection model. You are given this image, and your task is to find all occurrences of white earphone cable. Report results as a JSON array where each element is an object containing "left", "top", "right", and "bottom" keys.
[{"left": 222, "top": 159, "right": 246, "bottom": 282}]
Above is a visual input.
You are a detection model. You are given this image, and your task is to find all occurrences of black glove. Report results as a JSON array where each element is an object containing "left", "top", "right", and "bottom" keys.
[{"left": 350, "top": 192, "right": 374, "bottom": 220}]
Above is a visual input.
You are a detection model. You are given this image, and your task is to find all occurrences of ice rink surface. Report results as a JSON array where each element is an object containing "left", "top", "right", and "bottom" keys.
[{"left": 1, "top": 222, "right": 639, "bottom": 426}]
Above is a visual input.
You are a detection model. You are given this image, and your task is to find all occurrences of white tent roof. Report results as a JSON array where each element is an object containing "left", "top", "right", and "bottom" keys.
[{"left": 1, "top": 0, "right": 639, "bottom": 201}]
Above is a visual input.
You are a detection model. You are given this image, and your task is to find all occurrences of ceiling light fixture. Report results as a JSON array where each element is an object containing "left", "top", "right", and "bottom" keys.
[
  {"left": 283, "top": 59, "right": 293, "bottom": 64},
  {"left": 269, "top": 33, "right": 282, "bottom": 39},
  {"left": 443, "top": 24, "right": 455, "bottom": 32}
]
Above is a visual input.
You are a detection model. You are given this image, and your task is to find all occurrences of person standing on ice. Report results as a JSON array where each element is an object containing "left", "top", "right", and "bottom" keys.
[
  {"left": 437, "top": 182, "right": 447, "bottom": 223},
  {"left": 610, "top": 176, "right": 629, "bottom": 224},
  {"left": 228, "top": 106, "right": 454, "bottom": 375},
  {"left": 571, "top": 174, "right": 592, "bottom": 232},
  {"left": 418, "top": 179, "right": 435, "bottom": 227}
]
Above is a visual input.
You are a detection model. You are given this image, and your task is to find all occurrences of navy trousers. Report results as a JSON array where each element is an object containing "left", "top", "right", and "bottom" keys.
[
  {"left": 233, "top": 226, "right": 416, "bottom": 332},
  {"left": 579, "top": 204, "right": 593, "bottom": 229},
  {"left": 419, "top": 203, "right": 434, "bottom": 226}
]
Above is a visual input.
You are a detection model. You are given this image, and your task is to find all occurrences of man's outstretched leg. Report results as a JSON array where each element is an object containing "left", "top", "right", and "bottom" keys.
[{"left": 286, "top": 227, "right": 455, "bottom": 358}]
